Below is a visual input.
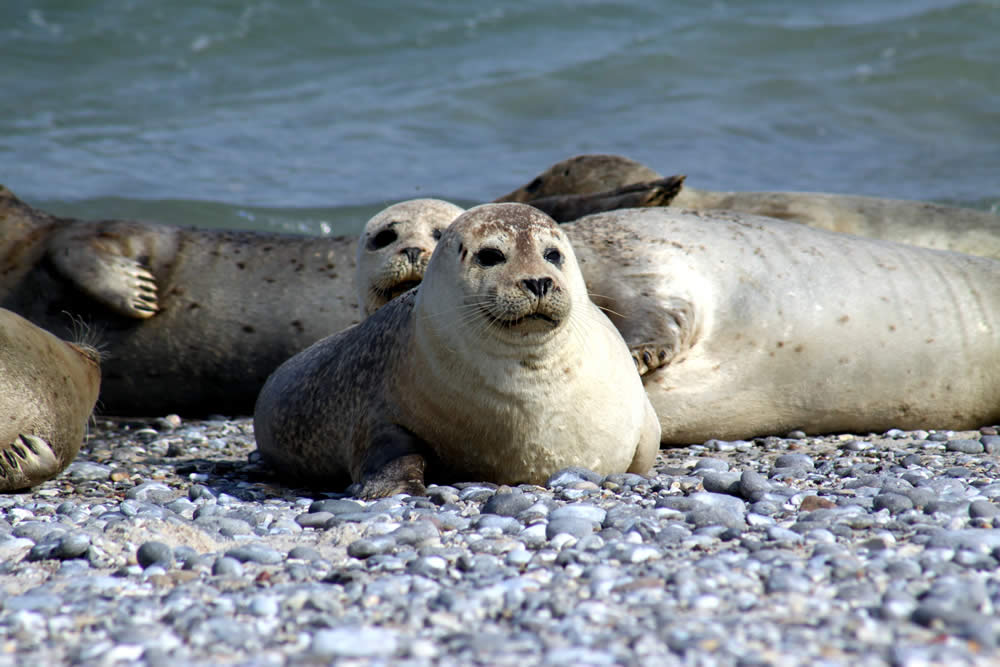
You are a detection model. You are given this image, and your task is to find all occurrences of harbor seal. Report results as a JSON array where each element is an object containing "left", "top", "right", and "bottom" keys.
[
  {"left": 1, "top": 185, "right": 361, "bottom": 416},
  {"left": 355, "top": 200, "right": 1000, "bottom": 441},
  {"left": 0, "top": 308, "right": 100, "bottom": 491},
  {"left": 495, "top": 154, "right": 1000, "bottom": 259},
  {"left": 356, "top": 198, "right": 464, "bottom": 316},
  {"left": 255, "top": 203, "right": 660, "bottom": 496},
  {"left": 567, "top": 207, "right": 1000, "bottom": 442}
]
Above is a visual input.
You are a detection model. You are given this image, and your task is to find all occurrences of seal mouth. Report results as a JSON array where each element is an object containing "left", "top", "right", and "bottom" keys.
[
  {"left": 482, "top": 309, "right": 560, "bottom": 330},
  {"left": 374, "top": 280, "right": 422, "bottom": 302}
]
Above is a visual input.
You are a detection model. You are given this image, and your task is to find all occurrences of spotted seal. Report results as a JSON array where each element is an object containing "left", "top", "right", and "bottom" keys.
[{"left": 255, "top": 203, "right": 661, "bottom": 496}]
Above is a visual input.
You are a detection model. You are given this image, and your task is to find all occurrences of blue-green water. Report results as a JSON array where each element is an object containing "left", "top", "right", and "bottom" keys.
[{"left": 3, "top": 1, "right": 998, "bottom": 236}]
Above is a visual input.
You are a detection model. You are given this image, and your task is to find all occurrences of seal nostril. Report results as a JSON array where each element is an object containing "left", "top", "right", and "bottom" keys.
[
  {"left": 522, "top": 277, "right": 553, "bottom": 297},
  {"left": 402, "top": 247, "right": 423, "bottom": 264}
]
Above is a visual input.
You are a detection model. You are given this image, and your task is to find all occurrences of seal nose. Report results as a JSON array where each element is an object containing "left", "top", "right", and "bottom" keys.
[
  {"left": 401, "top": 247, "right": 423, "bottom": 264},
  {"left": 522, "top": 277, "right": 553, "bottom": 297}
]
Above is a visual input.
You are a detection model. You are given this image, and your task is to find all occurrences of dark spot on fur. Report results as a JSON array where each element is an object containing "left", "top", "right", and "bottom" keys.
[
  {"left": 794, "top": 345, "right": 803, "bottom": 353},
  {"left": 837, "top": 315, "right": 849, "bottom": 324},
  {"left": 888, "top": 324, "right": 896, "bottom": 332},
  {"left": 188, "top": 303, "right": 200, "bottom": 310},
  {"left": 236, "top": 262, "right": 245, "bottom": 270},
  {"left": 776, "top": 341, "right": 784, "bottom": 348},
  {"left": 291, "top": 320, "right": 304, "bottom": 334},
  {"left": 243, "top": 325, "right": 255, "bottom": 334}
]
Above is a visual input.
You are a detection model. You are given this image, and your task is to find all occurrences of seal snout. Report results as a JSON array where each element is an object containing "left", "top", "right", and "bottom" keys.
[
  {"left": 522, "top": 277, "right": 553, "bottom": 297},
  {"left": 402, "top": 247, "right": 424, "bottom": 264}
]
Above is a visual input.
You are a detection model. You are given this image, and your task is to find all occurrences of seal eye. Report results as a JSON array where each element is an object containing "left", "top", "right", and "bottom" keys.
[
  {"left": 474, "top": 248, "right": 506, "bottom": 267},
  {"left": 543, "top": 248, "right": 562, "bottom": 266},
  {"left": 432, "top": 228, "right": 443, "bottom": 241},
  {"left": 370, "top": 228, "right": 398, "bottom": 250},
  {"left": 525, "top": 177, "right": 542, "bottom": 194}
]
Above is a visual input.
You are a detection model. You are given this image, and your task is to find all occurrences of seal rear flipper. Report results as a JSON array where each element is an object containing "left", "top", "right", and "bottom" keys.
[
  {"left": 351, "top": 426, "right": 428, "bottom": 500},
  {"left": 0, "top": 434, "right": 62, "bottom": 492},
  {"left": 47, "top": 240, "right": 159, "bottom": 319},
  {"left": 527, "top": 175, "right": 686, "bottom": 223}
]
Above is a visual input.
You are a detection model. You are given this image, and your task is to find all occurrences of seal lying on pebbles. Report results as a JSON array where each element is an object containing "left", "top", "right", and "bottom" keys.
[
  {"left": 0, "top": 185, "right": 361, "bottom": 416},
  {"left": 0, "top": 308, "right": 100, "bottom": 491},
  {"left": 567, "top": 207, "right": 1000, "bottom": 442},
  {"left": 356, "top": 200, "right": 1000, "bottom": 442},
  {"left": 495, "top": 154, "right": 1000, "bottom": 259},
  {"left": 255, "top": 203, "right": 661, "bottom": 497}
]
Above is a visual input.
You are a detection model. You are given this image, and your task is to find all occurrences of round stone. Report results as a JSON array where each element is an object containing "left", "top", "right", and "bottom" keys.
[{"left": 136, "top": 541, "right": 174, "bottom": 569}]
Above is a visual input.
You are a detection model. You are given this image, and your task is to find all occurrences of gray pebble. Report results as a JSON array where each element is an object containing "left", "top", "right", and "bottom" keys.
[
  {"left": 482, "top": 492, "right": 534, "bottom": 517},
  {"left": 309, "top": 498, "right": 364, "bottom": 515},
  {"left": 224, "top": 543, "right": 283, "bottom": 564},
  {"left": 136, "top": 541, "right": 174, "bottom": 568},
  {"left": 288, "top": 545, "right": 323, "bottom": 561},
  {"left": 547, "top": 517, "right": 597, "bottom": 539},
  {"left": 546, "top": 467, "right": 604, "bottom": 488},
  {"left": 872, "top": 492, "right": 914, "bottom": 513},
  {"left": 211, "top": 556, "right": 244, "bottom": 577},
  {"left": 946, "top": 439, "right": 985, "bottom": 454},
  {"left": 970, "top": 500, "right": 1000, "bottom": 519},
  {"left": 773, "top": 453, "right": 815, "bottom": 470},
  {"left": 54, "top": 533, "right": 91, "bottom": 560},
  {"left": 550, "top": 503, "right": 606, "bottom": 525},
  {"left": 739, "top": 471, "right": 772, "bottom": 502}
]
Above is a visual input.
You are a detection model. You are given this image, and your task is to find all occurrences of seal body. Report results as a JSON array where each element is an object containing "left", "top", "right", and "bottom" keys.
[
  {"left": 566, "top": 208, "right": 1000, "bottom": 442},
  {"left": 255, "top": 203, "right": 660, "bottom": 496},
  {"left": 0, "top": 308, "right": 100, "bottom": 491},
  {"left": 1, "top": 186, "right": 360, "bottom": 416},
  {"left": 496, "top": 154, "right": 1000, "bottom": 259}
]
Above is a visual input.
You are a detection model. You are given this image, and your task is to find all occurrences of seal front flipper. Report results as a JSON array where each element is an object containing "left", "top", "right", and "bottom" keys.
[
  {"left": 350, "top": 426, "right": 428, "bottom": 500},
  {"left": 0, "top": 434, "right": 61, "bottom": 492},
  {"left": 617, "top": 296, "right": 698, "bottom": 377},
  {"left": 47, "top": 239, "right": 159, "bottom": 318}
]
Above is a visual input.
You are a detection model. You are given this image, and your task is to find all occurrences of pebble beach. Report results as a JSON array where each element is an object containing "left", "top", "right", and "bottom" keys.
[{"left": 3, "top": 417, "right": 1000, "bottom": 665}]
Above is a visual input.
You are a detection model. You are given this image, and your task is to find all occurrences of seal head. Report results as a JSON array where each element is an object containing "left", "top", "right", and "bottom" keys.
[{"left": 356, "top": 199, "right": 463, "bottom": 316}]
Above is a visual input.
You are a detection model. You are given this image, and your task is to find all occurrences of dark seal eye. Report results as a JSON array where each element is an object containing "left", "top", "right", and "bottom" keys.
[
  {"left": 370, "top": 228, "right": 398, "bottom": 250},
  {"left": 543, "top": 248, "right": 562, "bottom": 266},
  {"left": 524, "top": 177, "right": 542, "bottom": 194},
  {"left": 432, "top": 228, "right": 443, "bottom": 241},
  {"left": 474, "top": 248, "right": 506, "bottom": 267}
]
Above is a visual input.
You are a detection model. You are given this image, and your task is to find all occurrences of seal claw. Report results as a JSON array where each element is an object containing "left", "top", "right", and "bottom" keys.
[{"left": 0, "top": 434, "right": 60, "bottom": 492}]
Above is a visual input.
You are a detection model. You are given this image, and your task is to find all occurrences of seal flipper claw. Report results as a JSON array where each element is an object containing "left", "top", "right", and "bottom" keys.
[
  {"left": 356, "top": 454, "right": 427, "bottom": 500},
  {"left": 48, "top": 243, "right": 160, "bottom": 319},
  {"left": 0, "top": 434, "right": 61, "bottom": 492},
  {"left": 631, "top": 345, "right": 671, "bottom": 376}
]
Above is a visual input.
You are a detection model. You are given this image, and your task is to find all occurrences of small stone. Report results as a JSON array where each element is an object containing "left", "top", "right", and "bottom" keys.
[
  {"left": 970, "top": 500, "right": 1000, "bottom": 519},
  {"left": 799, "top": 496, "right": 836, "bottom": 511},
  {"left": 550, "top": 504, "right": 606, "bottom": 525},
  {"left": 738, "top": 471, "right": 771, "bottom": 502},
  {"left": 946, "top": 439, "right": 985, "bottom": 454},
  {"left": 54, "top": 533, "right": 91, "bottom": 560},
  {"left": 482, "top": 492, "right": 534, "bottom": 517},
  {"left": 137, "top": 541, "right": 174, "bottom": 569},
  {"left": 212, "top": 556, "right": 244, "bottom": 577},
  {"left": 873, "top": 492, "right": 914, "bottom": 514},
  {"left": 546, "top": 467, "right": 604, "bottom": 488},
  {"left": 225, "top": 543, "right": 283, "bottom": 565},
  {"left": 295, "top": 512, "right": 335, "bottom": 529},
  {"left": 308, "top": 498, "right": 364, "bottom": 515},
  {"left": 288, "top": 545, "right": 323, "bottom": 561},
  {"left": 310, "top": 627, "right": 398, "bottom": 658},
  {"left": 773, "top": 453, "right": 815, "bottom": 470},
  {"left": 547, "top": 517, "right": 597, "bottom": 539}
]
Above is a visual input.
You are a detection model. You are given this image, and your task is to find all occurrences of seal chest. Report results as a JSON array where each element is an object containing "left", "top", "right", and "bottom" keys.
[{"left": 254, "top": 203, "right": 660, "bottom": 498}]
